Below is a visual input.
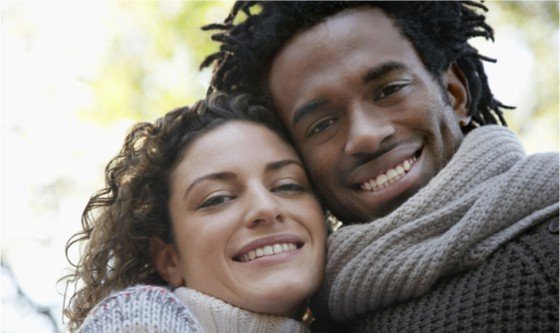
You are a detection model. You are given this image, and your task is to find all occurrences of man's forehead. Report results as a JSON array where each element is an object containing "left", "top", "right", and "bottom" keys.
[
  {"left": 270, "top": 7, "right": 409, "bottom": 76},
  {"left": 268, "top": 7, "right": 420, "bottom": 110},
  {"left": 287, "top": 7, "right": 396, "bottom": 47}
]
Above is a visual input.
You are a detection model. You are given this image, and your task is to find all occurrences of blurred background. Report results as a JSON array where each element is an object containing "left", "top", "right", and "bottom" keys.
[{"left": 1, "top": 1, "right": 558, "bottom": 332}]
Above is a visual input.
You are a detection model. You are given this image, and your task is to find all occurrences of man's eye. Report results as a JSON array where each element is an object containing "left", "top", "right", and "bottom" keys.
[
  {"left": 199, "top": 195, "right": 234, "bottom": 209},
  {"left": 307, "top": 118, "right": 335, "bottom": 137},
  {"left": 273, "top": 183, "right": 306, "bottom": 193},
  {"left": 375, "top": 83, "right": 407, "bottom": 100}
]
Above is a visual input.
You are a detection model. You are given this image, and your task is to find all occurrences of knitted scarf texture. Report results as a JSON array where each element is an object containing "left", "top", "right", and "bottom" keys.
[
  {"left": 311, "top": 125, "right": 559, "bottom": 322},
  {"left": 174, "top": 287, "right": 310, "bottom": 333}
]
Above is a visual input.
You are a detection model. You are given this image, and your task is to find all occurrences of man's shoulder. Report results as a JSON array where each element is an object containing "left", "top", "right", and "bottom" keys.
[
  {"left": 525, "top": 150, "right": 560, "bottom": 169},
  {"left": 344, "top": 215, "right": 559, "bottom": 333},
  {"left": 514, "top": 213, "right": 558, "bottom": 256},
  {"left": 79, "top": 285, "right": 202, "bottom": 333}
]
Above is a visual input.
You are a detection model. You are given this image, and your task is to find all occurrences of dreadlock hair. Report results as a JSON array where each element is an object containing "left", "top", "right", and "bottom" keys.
[
  {"left": 201, "top": 1, "right": 511, "bottom": 127},
  {"left": 60, "top": 93, "right": 288, "bottom": 332}
]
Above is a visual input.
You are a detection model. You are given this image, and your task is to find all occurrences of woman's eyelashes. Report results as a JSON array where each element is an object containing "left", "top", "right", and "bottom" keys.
[
  {"left": 197, "top": 180, "right": 307, "bottom": 209},
  {"left": 273, "top": 182, "right": 307, "bottom": 194},
  {"left": 198, "top": 193, "right": 235, "bottom": 209}
]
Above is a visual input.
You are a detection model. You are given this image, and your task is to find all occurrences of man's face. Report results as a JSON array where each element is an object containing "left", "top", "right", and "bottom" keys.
[{"left": 269, "top": 7, "right": 469, "bottom": 223}]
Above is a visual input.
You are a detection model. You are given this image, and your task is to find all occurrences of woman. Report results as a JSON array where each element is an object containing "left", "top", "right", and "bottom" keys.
[{"left": 62, "top": 94, "right": 327, "bottom": 332}]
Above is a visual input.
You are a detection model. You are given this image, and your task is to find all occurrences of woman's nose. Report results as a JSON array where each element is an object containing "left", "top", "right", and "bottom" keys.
[{"left": 243, "top": 187, "right": 283, "bottom": 228}]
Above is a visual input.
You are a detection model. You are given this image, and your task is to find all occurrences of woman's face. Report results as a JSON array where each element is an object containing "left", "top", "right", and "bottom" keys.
[{"left": 166, "top": 121, "right": 326, "bottom": 318}]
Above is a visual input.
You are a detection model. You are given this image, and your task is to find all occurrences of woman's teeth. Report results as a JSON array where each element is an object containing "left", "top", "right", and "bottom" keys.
[
  {"left": 238, "top": 243, "right": 298, "bottom": 263},
  {"left": 360, "top": 156, "right": 417, "bottom": 192}
]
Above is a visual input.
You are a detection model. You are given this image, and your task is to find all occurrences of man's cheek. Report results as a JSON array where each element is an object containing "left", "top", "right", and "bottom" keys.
[{"left": 306, "top": 154, "right": 329, "bottom": 182}]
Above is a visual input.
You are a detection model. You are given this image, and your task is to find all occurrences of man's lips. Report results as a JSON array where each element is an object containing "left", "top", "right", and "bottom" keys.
[
  {"left": 359, "top": 155, "right": 417, "bottom": 192},
  {"left": 232, "top": 234, "right": 303, "bottom": 263},
  {"left": 349, "top": 145, "right": 423, "bottom": 190}
]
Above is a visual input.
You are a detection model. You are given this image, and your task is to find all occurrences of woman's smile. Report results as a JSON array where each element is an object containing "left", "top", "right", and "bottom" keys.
[{"left": 167, "top": 121, "right": 326, "bottom": 317}]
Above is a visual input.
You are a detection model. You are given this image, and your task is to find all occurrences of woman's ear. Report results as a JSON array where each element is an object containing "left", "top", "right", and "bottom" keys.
[
  {"left": 444, "top": 63, "right": 471, "bottom": 128},
  {"left": 149, "top": 236, "right": 185, "bottom": 287}
]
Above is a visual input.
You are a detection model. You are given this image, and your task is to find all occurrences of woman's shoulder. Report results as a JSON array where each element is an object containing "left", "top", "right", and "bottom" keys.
[{"left": 79, "top": 285, "right": 203, "bottom": 333}]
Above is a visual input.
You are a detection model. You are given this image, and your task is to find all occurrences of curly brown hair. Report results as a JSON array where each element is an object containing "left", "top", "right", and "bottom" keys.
[{"left": 61, "top": 93, "right": 288, "bottom": 331}]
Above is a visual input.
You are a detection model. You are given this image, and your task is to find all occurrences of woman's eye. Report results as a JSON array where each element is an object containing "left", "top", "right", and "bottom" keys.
[
  {"left": 307, "top": 118, "right": 335, "bottom": 137},
  {"left": 376, "top": 83, "right": 407, "bottom": 100},
  {"left": 199, "top": 195, "right": 234, "bottom": 209},
  {"left": 273, "top": 183, "right": 306, "bottom": 193}
]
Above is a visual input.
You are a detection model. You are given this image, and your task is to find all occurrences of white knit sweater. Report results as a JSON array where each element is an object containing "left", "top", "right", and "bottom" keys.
[{"left": 79, "top": 285, "right": 309, "bottom": 333}]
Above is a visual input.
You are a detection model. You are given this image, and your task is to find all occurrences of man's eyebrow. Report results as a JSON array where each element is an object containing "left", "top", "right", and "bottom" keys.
[
  {"left": 184, "top": 172, "right": 235, "bottom": 200},
  {"left": 363, "top": 61, "right": 409, "bottom": 83},
  {"left": 265, "top": 159, "right": 303, "bottom": 172},
  {"left": 291, "top": 62, "right": 409, "bottom": 127},
  {"left": 292, "top": 98, "right": 329, "bottom": 127}
]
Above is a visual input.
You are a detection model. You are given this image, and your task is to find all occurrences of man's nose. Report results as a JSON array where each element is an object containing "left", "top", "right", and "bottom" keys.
[
  {"left": 243, "top": 186, "right": 283, "bottom": 228},
  {"left": 344, "top": 103, "right": 395, "bottom": 157}
]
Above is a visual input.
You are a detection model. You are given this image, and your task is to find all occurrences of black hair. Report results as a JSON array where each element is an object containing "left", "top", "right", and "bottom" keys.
[{"left": 201, "top": 1, "right": 511, "bottom": 126}]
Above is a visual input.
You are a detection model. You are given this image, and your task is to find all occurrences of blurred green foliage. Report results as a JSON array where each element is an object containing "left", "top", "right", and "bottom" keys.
[
  {"left": 79, "top": 1, "right": 558, "bottom": 151},
  {"left": 491, "top": 2, "right": 559, "bottom": 134},
  {"left": 80, "top": 1, "right": 230, "bottom": 123}
]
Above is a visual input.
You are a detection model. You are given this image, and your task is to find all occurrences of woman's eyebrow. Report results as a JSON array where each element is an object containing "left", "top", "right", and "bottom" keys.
[
  {"left": 183, "top": 160, "right": 303, "bottom": 199},
  {"left": 184, "top": 172, "right": 235, "bottom": 200},
  {"left": 265, "top": 159, "right": 304, "bottom": 172}
]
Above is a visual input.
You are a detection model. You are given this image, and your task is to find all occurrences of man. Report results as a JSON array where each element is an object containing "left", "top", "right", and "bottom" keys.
[{"left": 202, "top": 2, "right": 559, "bottom": 332}]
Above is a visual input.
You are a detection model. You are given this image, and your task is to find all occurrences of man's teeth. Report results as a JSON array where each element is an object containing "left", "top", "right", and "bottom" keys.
[
  {"left": 360, "top": 156, "right": 417, "bottom": 192},
  {"left": 239, "top": 243, "right": 298, "bottom": 263}
]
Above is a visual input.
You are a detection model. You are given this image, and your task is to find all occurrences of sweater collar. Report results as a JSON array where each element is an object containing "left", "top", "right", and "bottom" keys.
[{"left": 173, "top": 287, "right": 310, "bottom": 333}]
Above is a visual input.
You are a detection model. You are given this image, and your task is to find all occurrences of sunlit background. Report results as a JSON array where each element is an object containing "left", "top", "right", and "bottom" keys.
[{"left": 1, "top": 1, "right": 558, "bottom": 332}]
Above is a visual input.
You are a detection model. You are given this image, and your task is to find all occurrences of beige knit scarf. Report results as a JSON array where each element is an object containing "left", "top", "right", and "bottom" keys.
[
  {"left": 311, "top": 125, "right": 559, "bottom": 322},
  {"left": 174, "top": 287, "right": 309, "bottom": 333}
]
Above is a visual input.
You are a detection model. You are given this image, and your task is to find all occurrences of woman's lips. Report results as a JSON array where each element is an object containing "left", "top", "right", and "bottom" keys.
[
  {"left": 235, "top": 242, "right": 301, "bottom": 263},
  {"left": 232, "top": 234, "right": 303, "bottom": 262}
]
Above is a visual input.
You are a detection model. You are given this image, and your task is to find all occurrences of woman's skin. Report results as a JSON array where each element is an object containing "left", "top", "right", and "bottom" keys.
[{"left": 151, "top": 120, "right": 327, "bottom": 318}]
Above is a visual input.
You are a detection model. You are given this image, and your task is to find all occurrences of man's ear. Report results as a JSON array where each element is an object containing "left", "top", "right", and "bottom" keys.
[
  {"left": 149, "top": 236, "right": 185, "bottom": 287},
  {"left": 444, "top": 63, "right": 471, "bottom": 128}
]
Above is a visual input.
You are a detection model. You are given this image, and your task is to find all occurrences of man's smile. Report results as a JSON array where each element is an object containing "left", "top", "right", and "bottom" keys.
[
  {"left": 359, "top": 155, "right": 418, "bottom": 192},
  {"left": 348, "top": 142, "right": 423, "bottom": 190}
]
